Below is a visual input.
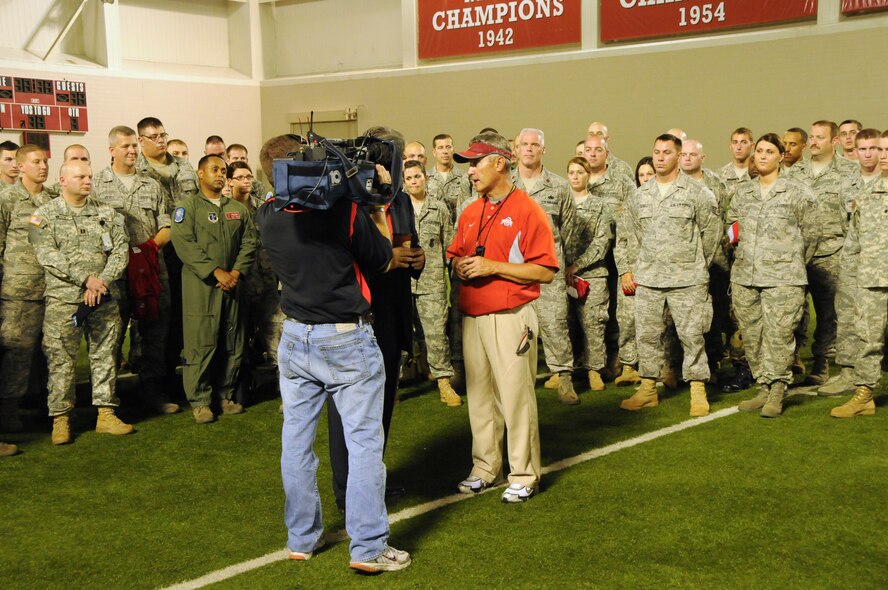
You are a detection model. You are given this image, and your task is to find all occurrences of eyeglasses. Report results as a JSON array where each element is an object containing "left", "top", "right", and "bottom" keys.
[
  {"left": 140, "top": 133, "right": 169, "bottom": 144},
  {"left": 232, "top": 174, "right": 254, "bottom": 181}
]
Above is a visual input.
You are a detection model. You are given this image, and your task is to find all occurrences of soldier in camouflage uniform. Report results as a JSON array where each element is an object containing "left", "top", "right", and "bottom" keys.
[
  {"left": 228, "top": 161, "right": 283, "bottom": 402},
  {"left": 226, "top": 144, "right": 268, "bottom": 203},
  {"left": 30, "top": 161, "right": 132, "bottom": 444},
  {"left": 831, "top": 134, "right": 888, "bottom": 418},
  {"left": 819, "top": 129, "right": 883, "bottom": 397},
  {"left": 784, "top": 121, "right": 858, "bottom": 384},
  {"left": 135, "top": 117, "right": 200, "bottom": 391},
  {"left": 729, "top": 134, "right": 820, "bottom": 418},
  {"left": 513, "top": 128, "right": 578, "bottom": 404},
  {"left": 0, "top": 140, "right": 20, "bottom": 187},
  {"left": 565, "top": 157, "right": 614, "bottom": 392},
  {"left": 403, "top": 160, "right": 461, "bottom": 406},
  {"left": 95, "top": 126, "right": 179, "bottom": 414},
  {"left": 621, "top": 134, "right": 722, "bottom": 417},
  {"left": 680, "top": 139, "right": 732, "bottom": 381},
  {"left": 0, "top": 146, "right": 53, "bottom": 433},
  {"left": 428, "top": 134, "right": 470, "bottom": 222},
  {"left": 582, "top": 136, "right": 638, "bottom": 384}
]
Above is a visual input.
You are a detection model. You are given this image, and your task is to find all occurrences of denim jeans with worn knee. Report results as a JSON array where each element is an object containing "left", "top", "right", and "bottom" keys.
[{"left": 279, "top": 318, "right": 389, "bottom": 561}]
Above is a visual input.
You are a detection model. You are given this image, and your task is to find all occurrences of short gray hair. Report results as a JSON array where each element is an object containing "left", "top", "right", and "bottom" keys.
[{"left": 519, "top": 128, "right": 545, "bottom": 147}]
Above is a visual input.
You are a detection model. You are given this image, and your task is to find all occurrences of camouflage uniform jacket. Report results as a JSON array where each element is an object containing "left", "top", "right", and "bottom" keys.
[
  {"left": 784, "top": 156, "right": 856, "bottom": 257},
  {"left": 94, "top": 167, "right": 170, "bottom": 246},
  {"left": 613, "top": 202, "right": 636, "bottom": 277},
  {"left": 838, "top": 174, "right": 882, "bottom": 278},
  {"left": 241, "top": 193, "right": 279, "bottom": 298},
  {"left": 687, "top": 169, "right": 730, "bottom": 270},
  {"left": 718, "top": 162, "right": 750, "bottom": 205},
  {"left": 589, "top": 165, "right": 634, "bottom": 218},
  {"left": 607, "top": 153, "right": 634, "bottom": 182},
  {"left": 843, "top": 178, "right": 888, "bottom": 289},
  {"left": 0, "top": 180, "right": 54, "bottom": 300},
  {"left": 568, "top": 195, "right": 613, "bottom": 279},
  {"left": 625, "top": 174, "right": 722, "bottom": 288},
  {"left": 726, "top": 177, "right": 819, "bottom": 288},
  {"left": 135, "top": 153, "right": 199, "bottom": 215},
  {"left": 29, "top": 196, "right": 129, "bottom": 304},
  {"left": 512, "top": 167, "right": 576, "bottom": 267},
  {"left": 411, "top": 196, "right": 453, "bottom": 296},
  {"left": 427, "top": 166, "right": 468, "bottom": 219}
]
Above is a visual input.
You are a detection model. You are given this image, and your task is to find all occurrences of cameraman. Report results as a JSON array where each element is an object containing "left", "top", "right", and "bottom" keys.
[{"left": 256, "top": 135, "right": 411, "bottom": 572}]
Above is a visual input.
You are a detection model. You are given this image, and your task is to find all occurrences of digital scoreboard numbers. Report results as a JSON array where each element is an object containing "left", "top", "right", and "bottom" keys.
[{"left": 0, "top": 75, "right": 88, "bottom": 132}]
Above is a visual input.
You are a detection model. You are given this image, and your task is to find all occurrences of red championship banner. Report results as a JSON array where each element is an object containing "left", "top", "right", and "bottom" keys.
[
  {"left": 600, "top": 0, "right": 818, "bottom": 44},
  {"left": 418, "top": 0, "right": 581, "bottom": 60},
  {"left": 842, "top": 0, "right": 888, "bottom": 14}
]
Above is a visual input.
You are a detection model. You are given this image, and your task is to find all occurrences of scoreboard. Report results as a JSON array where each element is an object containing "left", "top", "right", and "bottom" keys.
[{"left": 0, "top": 75, "right": 89, "bottom": 133}]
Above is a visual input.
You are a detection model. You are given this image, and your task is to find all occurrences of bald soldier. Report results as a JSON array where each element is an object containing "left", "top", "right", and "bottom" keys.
[
  {"left": 513, "top": 128, "right": 579, "bottom": 404},
  {"left": 170, "top": 155, "right": 258, "bottom": 424},
  {"left": 30, "top": 160, "right": 132, "bottom": 444},
  {"left": 0, "top": 146, "right": 54, "bottom": 433},
  {"left": 587, "top": 122, "right": 634, "bottom": 181}
]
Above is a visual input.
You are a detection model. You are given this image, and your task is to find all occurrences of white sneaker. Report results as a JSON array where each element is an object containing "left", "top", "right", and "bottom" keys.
[
  {"left": 350, "top": 545, "right": 411, "bottom": 572},
  {"left": 501, "top": 483, "right": 535, "bottom": 503},
  {"left": 457, "top": 475, "right": 492, "bottom": 494},
  {"left": 288, "top": 536, "right": 326, "bottom": 561}
]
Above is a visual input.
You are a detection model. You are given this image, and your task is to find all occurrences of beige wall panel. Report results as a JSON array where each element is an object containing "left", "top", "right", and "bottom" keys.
[
  {"left": 120, "top": 0, "right": 230, "bottom": 68},
  {"left": 269, "top": 0, "right": 402, "bottom": 76},
  {"left": 261, "top": 27, "right": 888, "bottom": 177},
  {"left": 0, "top": 66, "right": 261, "bottom": 185}
]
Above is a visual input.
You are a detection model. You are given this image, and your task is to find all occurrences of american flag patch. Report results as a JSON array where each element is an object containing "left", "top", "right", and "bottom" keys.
[
  {"left": 28, "top": 215, "right": 43, "bottom": 227},
  {"left": 226, "top": 211, "right": 240, "bottom": 220}
]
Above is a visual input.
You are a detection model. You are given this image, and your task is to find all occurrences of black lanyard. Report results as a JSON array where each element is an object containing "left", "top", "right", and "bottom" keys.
[{"left": 473, "top": 186, "right": 516, "bottom": 255}]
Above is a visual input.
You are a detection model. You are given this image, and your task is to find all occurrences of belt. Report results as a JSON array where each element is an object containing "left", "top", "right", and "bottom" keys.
[{"left": 287, "top": 311, "right": 374, "bottom": 326}]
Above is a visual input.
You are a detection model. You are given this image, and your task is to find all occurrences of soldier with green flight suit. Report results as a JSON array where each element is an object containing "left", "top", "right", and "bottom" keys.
[
  {"left": 30, "top": 160, "right": 132, "bottom": 444},
  {"left": 171, "top": 155, "right": 258, "bottom": 424}
]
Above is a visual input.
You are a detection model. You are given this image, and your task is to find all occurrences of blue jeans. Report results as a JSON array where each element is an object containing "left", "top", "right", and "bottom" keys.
[{"left": 279, "top": 318, "right": 389, "bottom": 561}]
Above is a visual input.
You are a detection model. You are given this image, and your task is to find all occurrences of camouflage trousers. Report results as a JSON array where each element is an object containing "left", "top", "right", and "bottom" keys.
[
  {"left": 803, "top": 254, "right": 840, "bottom": 361},
  {"left": 732, "top": 284, "right": 805, "bottom": 385},
  {"left": 413, "top": 292, "right": 453, "bottom": 379},
  {"left": 834, "top": 268, "right": 862, "bottom": 368},
  {"left": 636, "top": 284, "right": 712, "bottom": 382},
  {"left": 853, "top": 287, "right": 888, "bottom": 388},
  {"left": 43, "top": 298, "right": 121, "bottom": 417},
  {"left": 0, "top": 299, "right": 45, "bottom": 400},
  {"left": 616, "top": 284, "right": 638, "bottom": 365},
  {"left": 532, "top": 271, "right": 574, "bottom": 373},
  {"left": 570, "top": 278, "right": 609, "bottom": 371}
]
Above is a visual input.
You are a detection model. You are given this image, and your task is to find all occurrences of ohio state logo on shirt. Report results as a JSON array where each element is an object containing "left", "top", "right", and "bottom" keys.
[{"left": 501, "top": 216, "right": 513, "bottom": 227}]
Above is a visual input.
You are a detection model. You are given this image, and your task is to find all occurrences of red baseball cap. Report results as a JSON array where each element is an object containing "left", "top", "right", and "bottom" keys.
[{"left": 453, "top": 142, "right": 513, "bottom": 163}]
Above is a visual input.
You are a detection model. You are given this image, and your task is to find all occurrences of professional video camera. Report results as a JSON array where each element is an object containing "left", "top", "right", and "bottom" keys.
[{"left": 272, "top": 128, "right": 402, "bottom": 211}]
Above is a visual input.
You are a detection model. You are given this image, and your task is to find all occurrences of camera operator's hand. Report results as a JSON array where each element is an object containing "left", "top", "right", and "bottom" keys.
[
  {"left": 374, "top": 164, "right": 392, "bottom": 186},
  {"left": 409, "top": 247, "right": 425, "bottom": 271}
]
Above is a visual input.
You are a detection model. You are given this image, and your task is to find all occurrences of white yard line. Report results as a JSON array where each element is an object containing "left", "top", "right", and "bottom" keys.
[{"left": 160, "top": 406, "right": 739, "bottom": 590}]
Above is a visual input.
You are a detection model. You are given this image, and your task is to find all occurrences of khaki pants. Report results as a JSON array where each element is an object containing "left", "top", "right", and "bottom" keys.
[{"left": 463, "top": 302, "right": 541, "bottom": 489}]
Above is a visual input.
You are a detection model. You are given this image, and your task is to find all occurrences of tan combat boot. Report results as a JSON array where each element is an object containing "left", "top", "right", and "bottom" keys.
[
  {"left": 193, "top": 406, "right": 215, "bottom": 424},
  {"left": 689, "top": 381, "right": 710, "bottom": 417},
  {"left": 0, "top": 441, "right": 18, "bottom": 457},
  {"left": 221, "top": 399, "right": 244, "bottom": 415},
  {"left": 760, "top": 382, "right": 786, "bottom": 418},
  {"left": 588, "top": 370, "right": 605, "bottom": 392},
  {"left": 558, "top": 373, "right": 580, "bottom": 405},
  {"left": 830, "top": 386, "right": 876, "bottom": 418},
  {"left": 438, "top": 378, "right": 462, "bottom": 407},
  {"left": 52, "top": 413, "right": 72, "bottom": 445},
  {"left": 804, "top": 358, "right": 829, "bottom": 386},
  {"left": 543, "top": 373, "right": 561, "bottom": 390},
  {"left": 738, "top": 384, "right": 770, "bottom": 412},
  {"left": 620, "top": 378, "right": 659, "bottom": 411},
  {"left": 614, "top": 365, "right": 642, "bottom": 386},
  {"left": 660, "top": 365, "right": 680, "bottom": 389},
  {"left": 0, "top": 397, "right": 23, "bottom": 433},
  {"left": 96, "top": 408, "right": 135, "bottom": 435}
]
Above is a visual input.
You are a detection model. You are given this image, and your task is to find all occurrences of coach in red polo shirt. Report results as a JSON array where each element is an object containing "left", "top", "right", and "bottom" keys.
[{"left": 446, "top": 132, "right": 558, "bottom": 503}]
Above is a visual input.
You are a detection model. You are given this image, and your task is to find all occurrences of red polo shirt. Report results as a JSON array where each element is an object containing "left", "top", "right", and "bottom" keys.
[{"left": 447, "top": 189, "right": 558, "bottom": 316}]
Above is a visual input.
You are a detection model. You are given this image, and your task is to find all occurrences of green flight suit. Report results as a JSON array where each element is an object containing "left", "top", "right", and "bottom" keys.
[{"left": 170, "top": 192, "right": 258, "bottom": 408}]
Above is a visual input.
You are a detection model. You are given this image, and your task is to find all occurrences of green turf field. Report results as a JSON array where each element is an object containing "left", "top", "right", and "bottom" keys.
[{"left": 2, "top": 351, "right": 885, "bottom": 590}]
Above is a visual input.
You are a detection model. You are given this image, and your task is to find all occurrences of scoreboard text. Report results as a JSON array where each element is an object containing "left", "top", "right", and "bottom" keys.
[{"left": 0, "top": 75, "right": 89, "bottom": 133}]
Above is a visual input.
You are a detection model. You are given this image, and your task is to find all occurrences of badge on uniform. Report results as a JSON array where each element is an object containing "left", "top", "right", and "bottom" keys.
[
  {"left": 173, "top": 207, "right": 185, "bottom": 223},
  {"left": 28, "top": 215, "right": 43, "bottom": 227},
  {"left": 102, "top": 234, "right": 113, "bottom": 251},
  {"left": 208, "top": 212, "right": 218, "bottom": 223},
  {"left": 225, "top": 211, "right": 240, "bottom": 220}
]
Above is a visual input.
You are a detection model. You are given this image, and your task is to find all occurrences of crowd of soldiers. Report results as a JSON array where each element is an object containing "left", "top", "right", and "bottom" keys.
[{"left": 1, "top": 117, "right": 885, "bottom": 458}]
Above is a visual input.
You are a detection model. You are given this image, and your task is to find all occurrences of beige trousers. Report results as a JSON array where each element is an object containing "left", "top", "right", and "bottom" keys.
[{"left": 463, "top": 302, "right": 541, "bottom": 489}]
